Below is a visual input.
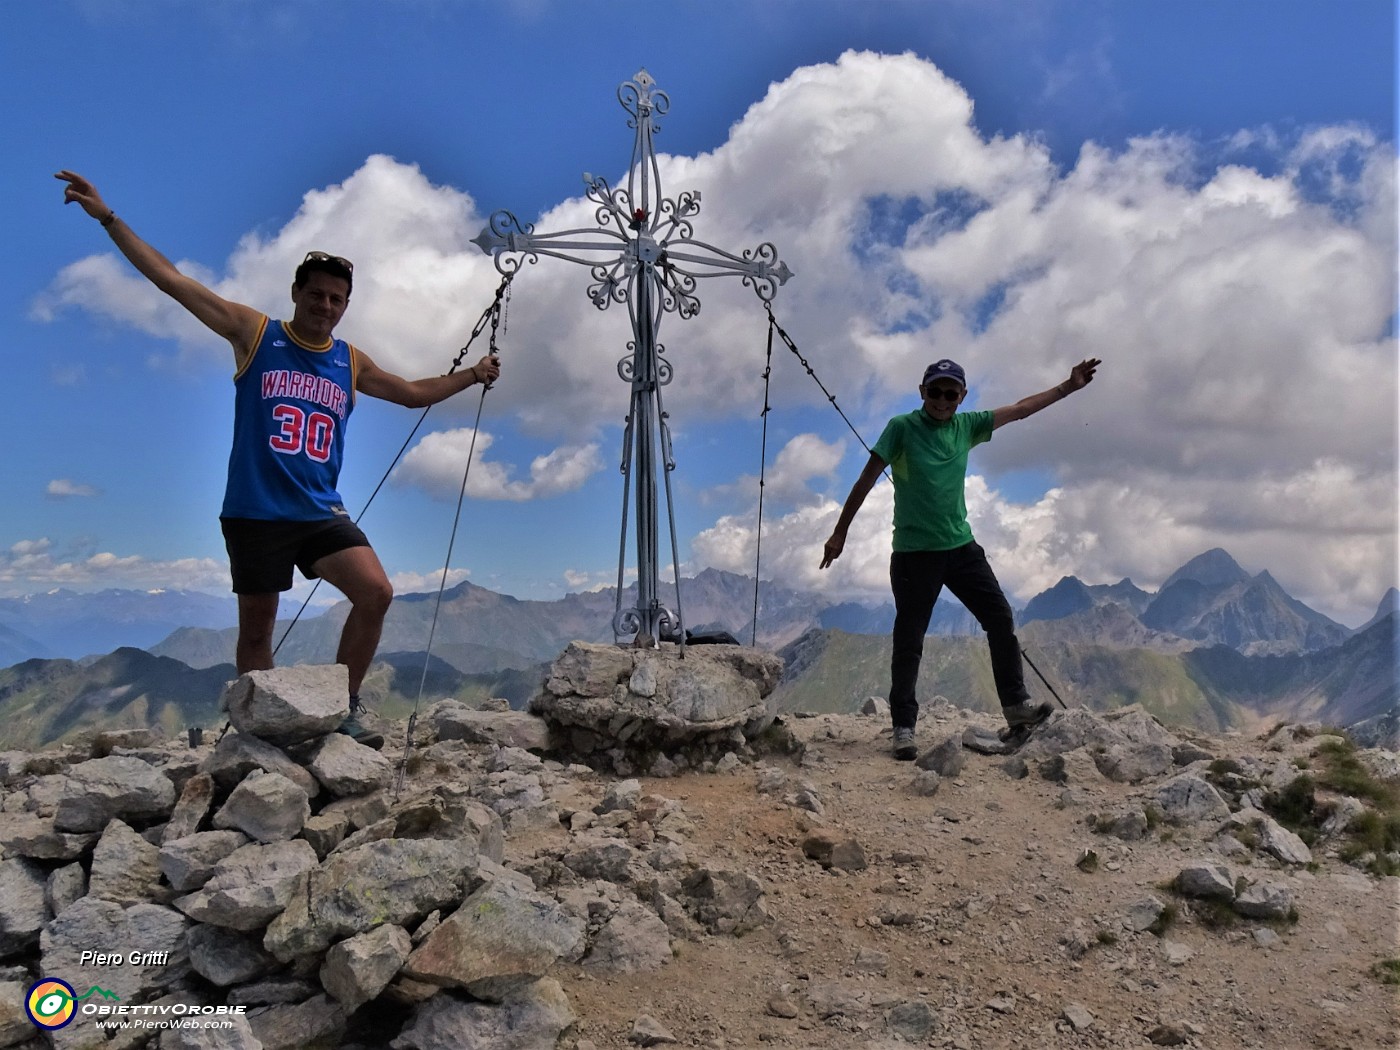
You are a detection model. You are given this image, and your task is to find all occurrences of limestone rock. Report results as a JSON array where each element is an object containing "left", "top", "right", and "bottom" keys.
[
  {"left": 1176, "top": 864, "right": 1237, "bottom": 901},
  {"left": 1234, "top": 881, "right": 1294, "bottom": 919},
  {"left": 53, "top": 755, "right": 177, "bottom": 833},
  {"left": 584, "top": 899, "right": 673, "bottom": 973},
  {"left": 201, "top": 730, "right": 321, "bottom": 799},
  {"left": 802, "top": 829, "right": 867, "bottom": 872},
  {"left": 41, "top": 897, "right": 189, "bottom": 1000},
  {"left": 244, "top": 993, "right": 346, "bottom": 1050},
  {"left": 162, "top": 772, "right": 216, "bottom": 843},
  {"left": 391, "top": 979, "right": 574, "bottom": 1050},
  {"left": 1257, "top": 815, "right": 1313, "bottom": 865},
  {"left": 403, "top": 878, "right": 586, "bottom": 1000},
  {"left": 175, "top": 839, "right": 319, "bottom": 931},
  {"left": 213, "top": 771, "right": 311, "bottom": 843},
  {"left": 88, "top": 818, "right": 163, "bottom": 905},
  {"left": 265, "top": 838, "right": 483, "bottom": 962},
  {"left": 0, "top": 856, "right": 50, "bottom": 956},
  {"left": 47, "top": 862, "right": 87, "bottom": 918},
  {"left": 0, "top": 814, "right": 99, "bottom": 861},
  {"left": 681, "top": 868, "right": 770, "bottom": 934},
  {"left": 531, "top": 641, "right": 783, "bottom": 754},
  {"left": 159, "top": 830, "right": 251, "bottom": 892},
  {"left": 915, "top": 736, "right": 966, "bottom": 777},
  {"left": 302, "top": 732, "right": 394, "bottom": 797},
  {"left": 1154, "top": 773, "right": 1231, "bottom": 825},
  {"left": 431, "top": 701, "right": 553, "bottom": 752},
  {"left": 223, "top": 665, "right": 348, "bottom": 746},
  {"left": 187, "top": 923, "right": 278, "bottom": 987},
  {"left": 159, "top": 1012, "right": 264, "bottom": 1049},
  {"left": 320, "top": 923, "right": 412, "bottom": 1011}
]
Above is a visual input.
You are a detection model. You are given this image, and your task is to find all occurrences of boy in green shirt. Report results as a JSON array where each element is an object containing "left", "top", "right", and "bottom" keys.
[{"left": 821, "top": 356, "right": 1100, "bottom": 759}]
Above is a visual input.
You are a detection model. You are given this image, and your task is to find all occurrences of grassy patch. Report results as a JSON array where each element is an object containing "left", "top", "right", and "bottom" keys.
[
  {"left": 1373, "top": 959, "right": 1400, "bottom": 986},
  {"left": 1191, "top": 898, "right": 1240, "bottom": 930},
  {"left": 1263, "top": 775, "right": 1320, "bottom": 845},
  {"left": 1314, "top": 738, "right": 1400, "bottom": 808}
]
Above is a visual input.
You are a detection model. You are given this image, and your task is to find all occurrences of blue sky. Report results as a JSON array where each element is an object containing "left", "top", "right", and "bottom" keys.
[{"left": 2, "top": 0, "right": 1395, "bottom": 627}]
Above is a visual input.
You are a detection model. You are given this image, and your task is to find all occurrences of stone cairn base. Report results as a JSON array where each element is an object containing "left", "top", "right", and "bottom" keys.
[{"left": 528, "top": 641, "right": 793, "bottom": 776}]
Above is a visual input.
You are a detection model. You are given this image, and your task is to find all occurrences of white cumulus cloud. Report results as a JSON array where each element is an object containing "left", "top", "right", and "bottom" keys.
[
  {"left": 392, "top": 428, "right": 603, "bottom": 502},
  {"left": 34, "top": 51, "right": 1397, "bottom": 624}
]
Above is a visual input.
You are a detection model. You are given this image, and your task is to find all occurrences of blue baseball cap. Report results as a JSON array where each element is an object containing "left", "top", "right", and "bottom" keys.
[{"left": 922, "top": 359, "right": 966, "bottom": 387}]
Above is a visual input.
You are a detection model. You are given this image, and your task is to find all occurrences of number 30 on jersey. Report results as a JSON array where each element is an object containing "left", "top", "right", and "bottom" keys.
[{"left": 268, "top": 404, "right": 335, "bottom": 463}]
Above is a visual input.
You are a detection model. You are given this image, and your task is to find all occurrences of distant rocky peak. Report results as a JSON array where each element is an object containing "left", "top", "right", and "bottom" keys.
[
  {"left": 1021, "top": 577, "right": 1094, "bottom": 624},
  {"left": 1160, "top": 548, "right": 1250, "bottom": 591}
]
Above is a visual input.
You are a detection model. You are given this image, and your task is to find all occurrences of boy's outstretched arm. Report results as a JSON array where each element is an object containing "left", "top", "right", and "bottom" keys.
[
  {"left": 991, "top": 358, "right": 1101, "bottom": 430},
  {"left": 56, "top": 170, "right": 263, "bottom": 360},
  {"left": 820, "top": 451, "right": 888, "bottom": 568}
]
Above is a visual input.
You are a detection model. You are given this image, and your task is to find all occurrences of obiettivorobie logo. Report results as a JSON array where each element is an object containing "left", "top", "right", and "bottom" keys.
[
  {"left": 25, "top": 979, "right": 244, "bottom": 1032},
  {"left": 25, "top": 979, "right": 119, "bottom": 1030}
]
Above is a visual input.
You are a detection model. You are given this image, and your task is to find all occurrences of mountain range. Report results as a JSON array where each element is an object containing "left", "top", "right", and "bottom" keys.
[{"left": 0, "top": 549, "right": 1392, "bottom": 750}]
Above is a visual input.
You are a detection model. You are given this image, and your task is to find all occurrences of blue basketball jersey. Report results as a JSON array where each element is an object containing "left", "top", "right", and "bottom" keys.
[{"left": 221, "top": 318, "right": 358, "bottom": 520}]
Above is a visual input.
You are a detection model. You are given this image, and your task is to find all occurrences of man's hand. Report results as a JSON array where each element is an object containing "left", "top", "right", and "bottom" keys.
[
  {"left": 1067, "top": 357, "right": 1102, "bottom": 391},
  {"left": 820, "top": 531, "right": 845, "bottom": 569},
  {"left": 474, "top": 354, "right": 501, "bottom": 388},
  {"left": 56, "top": 170, "right": 111, "bottom": 222}
]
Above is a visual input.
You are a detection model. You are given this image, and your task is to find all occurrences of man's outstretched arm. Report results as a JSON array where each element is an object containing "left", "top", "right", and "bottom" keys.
[
  {"left": 353, "top": 350, "right": 502, "bottom": 409},
  {"left": 991, "top": 357, "right": 1101, "bottom": 430},
  {"left": 820, "top": 451, "right": 887, "bottom": 568},
  {"left": 56, "top": 171, "right": 263, "bottom": 359}
]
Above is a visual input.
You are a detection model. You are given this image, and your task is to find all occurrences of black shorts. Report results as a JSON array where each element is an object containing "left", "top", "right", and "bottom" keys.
[{"left": 220, "top": 517, "right": 372, "bottom": 595}]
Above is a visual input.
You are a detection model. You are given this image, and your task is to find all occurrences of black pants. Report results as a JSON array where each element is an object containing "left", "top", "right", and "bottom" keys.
[{"left": 889, "top": 542, "right": 1030, "bottom": 729}]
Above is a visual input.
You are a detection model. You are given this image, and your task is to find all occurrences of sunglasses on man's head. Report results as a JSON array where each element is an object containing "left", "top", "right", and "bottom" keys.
[
  {"left": 303, "top": 250, "right": 353, "bottom": 273},
  {"left": 923, "top": 387, "right": 962, "bottom": 402}
]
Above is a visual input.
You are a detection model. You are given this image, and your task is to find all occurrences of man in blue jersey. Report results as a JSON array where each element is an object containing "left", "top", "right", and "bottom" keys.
[
  {"left": 58, "top": 170, "right": 502, "bottom": 749},
  {"left": 820, "top": 356, "right": 1099, "bottom": 760}
]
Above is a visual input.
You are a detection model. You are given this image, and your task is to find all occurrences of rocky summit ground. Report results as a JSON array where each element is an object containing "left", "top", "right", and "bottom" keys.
[
  {"left": 1, "top": 668, "right": 1397, "bottom": 1050},
  {"left": 500, "top": 706, "right": 1400, "bottom": 1050}
]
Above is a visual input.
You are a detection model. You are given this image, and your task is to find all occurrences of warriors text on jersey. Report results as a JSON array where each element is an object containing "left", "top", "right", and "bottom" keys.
[{"left": 221, "top": 318, "right": 359, "bottom": 520}]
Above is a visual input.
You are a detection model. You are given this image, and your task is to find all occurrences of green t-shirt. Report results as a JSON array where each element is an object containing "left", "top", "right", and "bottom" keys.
[{"left": 872, "top": 408, "right": 994, "bottom": 552}]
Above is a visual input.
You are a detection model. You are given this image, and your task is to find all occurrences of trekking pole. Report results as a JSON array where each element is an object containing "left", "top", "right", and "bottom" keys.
[{"left": 1020, "top": 646, "right": 1070, "bottom": 709}]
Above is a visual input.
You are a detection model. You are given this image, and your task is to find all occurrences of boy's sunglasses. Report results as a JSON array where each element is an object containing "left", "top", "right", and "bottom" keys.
[
  {"left": 923, "top": 387, "right": 962, "bottom": 402},
  {"left": 303, "top": 250, "right": 353, "bottom": 273}
]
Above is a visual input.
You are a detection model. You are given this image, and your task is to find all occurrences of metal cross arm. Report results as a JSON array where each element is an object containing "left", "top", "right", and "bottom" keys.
[{"left": 469, "top": 68, "right": 794, "bottom": 648}]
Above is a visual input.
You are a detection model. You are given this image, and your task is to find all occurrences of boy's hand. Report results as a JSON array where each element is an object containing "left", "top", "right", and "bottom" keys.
[
  {"left": 56, "top": 170, "right": 111, "bottom": 221},
  {"left": 820, "top": 532, "right": 844, "bottom": 569},
  {"left": 1068, "top": 358, "right": 1101, "bottom": 390}
]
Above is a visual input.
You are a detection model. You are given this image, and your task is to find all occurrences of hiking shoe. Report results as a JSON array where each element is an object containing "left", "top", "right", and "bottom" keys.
[
  {"left": 1003, "top": 700, "right": 1053, "bottom": 729},
  {"left": 892, "top": 726, "right": 917, "bottom": 761},
  {"left": 337, "top": 714, "right": 384, "bottom": 750}
]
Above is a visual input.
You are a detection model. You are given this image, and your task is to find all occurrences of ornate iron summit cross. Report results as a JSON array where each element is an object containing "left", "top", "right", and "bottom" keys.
[{"left": 472, "top": 69, "right": 793, "bottom": 647}]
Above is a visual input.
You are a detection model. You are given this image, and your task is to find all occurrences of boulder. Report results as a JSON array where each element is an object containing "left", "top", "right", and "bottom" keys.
[
  {"left": 1155, "top": 774, "right": 1231, "bottom": 826},
  {"left": 201, "top": 730, "right": 321, "bottom": 799},
  {"left": 159, "top": 830, "right": 251, "bottom": 892},
  {"left": 302, "top": 732, "right": 394, "bottom": 797},
  {"left": 53, "top": 755, "right": 177, "bottom": 832},
  {"left": 40, "top": 897, "right": 189, "bottom": 1000},
  {"left": 223, "top": 665, "right": 348, "bottom": 746},
  {"left": 530, "top": 642, "right": 783, "bottom": 755},
  {"left": 321, "top": 923, "right": 413, "bottom": 1011},
  {"left": 212, "top": 771, "right": 311, "bottom": 843},
  {"left": 403, "top": 878, "right": 585, "bottom": 1000},
  {"left": 187, "top": 923, "right": 278, "bottom": 987},
  {"left": 265, "top": 838, "right": 484, "bottom": 962},
  {"left": 174, "top": 839, "right": 320, "bottom": 931},
  {"left": 431, "top": 702, "right": 553, "bottom": 752},
  {"left": 0, "top": 856, "right": 50, "bottom": 956},
  {"left": 390, "top": 980, "right": 574, "bottom": 1050},
  {"left": 88, "top": 818, "right": 163, "bottom": 905}
]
